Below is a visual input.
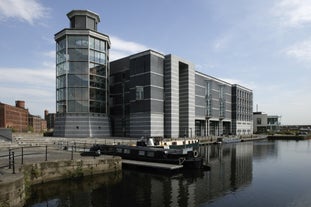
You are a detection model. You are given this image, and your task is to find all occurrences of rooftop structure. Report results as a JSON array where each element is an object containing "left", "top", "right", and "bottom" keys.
[{"left": 54, "top": 10, "right": 111, "bottom": 138}]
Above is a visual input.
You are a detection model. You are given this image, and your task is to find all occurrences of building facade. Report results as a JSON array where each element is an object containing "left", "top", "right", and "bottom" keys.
[
  {"left": 0, "top": 101, "right": 28, "bottom": 132},
  {"left": 0, "top": 101, "right": 46, "bottom": 133},
  {"left": 53, "top": 10, "right": 253, "bottom": 138},
  {"left": 54, "top": 10, "right": 111, "bottom": 138},
  {"left": 44, "top": 110, "right": 55, "bottom": 130},
  {"left": 29, "top": 114, "right": 47, "bottom": 133},
  {"left": 253, "top": 112, "right": 281, "bottom": 134},
  {"left": 195, "top": 72, "right": 233, "bottom": 137},
  {"left": 232, "top": 85, "right": 253, "bottom": 135},
  {"left": 110, "top": 50, "right": 253, "bottom": 138}
]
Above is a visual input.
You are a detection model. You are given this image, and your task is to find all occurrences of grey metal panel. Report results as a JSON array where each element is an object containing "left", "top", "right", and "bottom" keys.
[
  {"left": 195, "top": 85, "right": 205, "bottom": 96},
  {"left": 150, "top": 73, "right": 164, "bottom": 87},
  {"left": 54, "top": 113, "right": 111, "bottom": 137},
  {"left": 195, "top": 107, "right": 205, "bottom": 117},
  {"left": 195, "top": 96, "right": 205, "bottom": 107},
  {"left": 150, "top": 100, "right": 164, "bottom": 113}
]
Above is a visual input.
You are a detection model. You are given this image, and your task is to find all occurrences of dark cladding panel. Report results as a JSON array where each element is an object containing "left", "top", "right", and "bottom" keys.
[
  {"left": 150, "top": 54, "right": 164, "bottom": 74},
  {"left": 130, "top": 55, "right": 150, "bottom": 75}
]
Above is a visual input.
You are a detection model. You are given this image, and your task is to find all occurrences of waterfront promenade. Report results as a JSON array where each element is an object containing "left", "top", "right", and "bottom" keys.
[{"left": 0, "top": 134, "right": 123, "bottom": 207}]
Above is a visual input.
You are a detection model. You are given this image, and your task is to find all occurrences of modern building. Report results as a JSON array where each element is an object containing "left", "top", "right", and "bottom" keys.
[
  {"left": 253, "top": 112, "right": 281, "bottom": 133},
  {"left": 110, "top": 50, "right": 253, "bottom": 138},
  {"left": 54, "top": 10, "right": 253, "bottom": 138},
  {"left": 54, "top": 10, "right": 111, "bottom": 138},
  {"left": 232, "top": 85, "right": 253, "bottom": 135},
  {"left": 195, "top": 72, "right": 232, "bottom": 137}
]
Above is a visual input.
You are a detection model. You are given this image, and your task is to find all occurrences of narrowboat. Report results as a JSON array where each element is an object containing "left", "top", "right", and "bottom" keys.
[
  {"left": 137, "top": 137, "right": 200, "bottom": 150},
  {"left": 84, "top": 144, "right": 203, "bottom": 169}
]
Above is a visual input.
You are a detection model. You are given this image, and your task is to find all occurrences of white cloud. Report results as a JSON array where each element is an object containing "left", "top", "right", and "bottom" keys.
[
  {"left": 0, "top": 65, "right": 55, "bottom": 117},
  {"left": 0, "top": 0, "right": 48, "bottom": 24},
  {"left": 110, "top": 36, "right": 149, "bottom": 60},
  {"left": 274, "top": 0, "right": 311, "bottom": 27},
  {"left": 0, "top": 67, "right": 54, "bottom": 87},
  {"left": 213, "top": 35, "right": 232, "bottom": 51},
  {"left": 283, "top": 40, "right": 311, "bottom": 62}
]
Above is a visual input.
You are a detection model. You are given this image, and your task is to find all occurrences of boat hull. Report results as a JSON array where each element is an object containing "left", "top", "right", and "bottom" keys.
[{"left": 87, "top": 144, "right": 203, "bottom": 169}]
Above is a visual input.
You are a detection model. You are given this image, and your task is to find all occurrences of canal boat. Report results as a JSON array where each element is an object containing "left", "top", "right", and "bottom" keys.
[
  {"left": 137, "top": 137, "right": 200, "bottom": 150},
  {"left": 83, "top": 144, "right": 203, "bottom": 169}
]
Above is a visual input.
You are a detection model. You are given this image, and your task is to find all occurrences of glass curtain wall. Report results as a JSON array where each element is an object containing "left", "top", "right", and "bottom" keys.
[{"left": 56, "top": 35, "right": 107, "bottom": 114}]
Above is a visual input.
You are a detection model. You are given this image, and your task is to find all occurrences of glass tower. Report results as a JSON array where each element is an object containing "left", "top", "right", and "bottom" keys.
[{"left": 54, "top": 10, "right": 111, "bottom": 137}]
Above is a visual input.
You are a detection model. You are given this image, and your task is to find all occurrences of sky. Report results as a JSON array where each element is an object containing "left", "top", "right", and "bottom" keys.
[{"left": 0, "top": 0, "right": 311, "bottom": 125}]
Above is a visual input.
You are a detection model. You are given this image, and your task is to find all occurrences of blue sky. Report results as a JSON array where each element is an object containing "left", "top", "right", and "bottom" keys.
[{"left": 0, "top": 0, "right": 311, "bottom": 125}]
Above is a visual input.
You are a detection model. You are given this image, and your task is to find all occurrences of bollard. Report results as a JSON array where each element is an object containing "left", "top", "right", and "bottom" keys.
[
  {"left": 45, "top": 145, "right": 48, "bottom": 161},
  {"left": 21, "top": 147, "right": 24, "bottom": 165},
  {"left": 71, "top": 145, "right": 74, "bottom": 160},
  {"left": 12, "top": 151, "right": 15, "bottom": 174},
  {"left": 8, "top": 149, "right": 11, "bottom": 169}
]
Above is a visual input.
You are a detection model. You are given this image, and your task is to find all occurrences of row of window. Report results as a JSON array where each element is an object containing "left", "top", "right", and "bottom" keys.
[
  {"left": 57, "top": 87, "right": 106, "bottom": 101},
  {"left": 56, "top": 62, "right": 106, "bottom": 76},
  {"left": 56, "top": 100, "right": 106, "bottom": 113},
  {"left": 57, "top": 74, "right": 106, "bottom": 89},
  {"left": 56, "top": 36, "right": 106, "bottom": 52},
  {"left": 56, "top": 49, "right": 106, "bottom": 65}
]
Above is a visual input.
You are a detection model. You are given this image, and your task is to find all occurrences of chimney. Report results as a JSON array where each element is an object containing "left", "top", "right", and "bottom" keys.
[{"left": 15, "top": 100, "right": 25, "bottom": 109}]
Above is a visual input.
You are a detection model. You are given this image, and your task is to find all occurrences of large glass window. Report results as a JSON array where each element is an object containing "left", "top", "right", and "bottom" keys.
[
  {"left": 90, "top": 88, "right": 105, "bottom": 100},
  {"left": 56, "top": 50, "right": 66, "bottom": 64},
  {"left": 57, "top": 101, "right": 66, "bottom": 113},
  {"left": 136, "top": 86, "right": 144, "bottom": 100},
  {"left": 205, "top": 81, "right": 212, "bottom": 117},
  {"left": 56, "top": 88, "right": 66, "bottom": 101},
  {"left": 68, "top": 48, "right": 88, "bottom": 61},
  {"left": 90, "top": 101, "right": 106, "bottom": 113},
  {"left": 68, "top": 88, "right": 88, "bottom": 100},
  {"left": 68, "top": 36, "right": 88, "bottom": 48},
  {"left": 56, "top": 63, "right": 66, "bottom": 76},
  {"left": 56, "top": 75, "right": 66, "bottom": 89},
  {"left": 56, "top": 38, "right": 66, "bottom": 51},
  {"left": 90, "top": 64, "right": 106, "bottom": 76},
  {"left": 68, "top": 74, "right": 88, "bottom": 87},
  {"left": 69, "top": 62, "right": 88, "bottom": 74},
  {"left": 68, "top": 100, "right": 88, "bottom": 112},
  {"left": 90, "top": 75, "right": 105, "bottom": 88}
]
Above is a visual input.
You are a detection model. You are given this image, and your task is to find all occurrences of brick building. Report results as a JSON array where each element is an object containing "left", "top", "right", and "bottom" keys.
[
  {"left": 0, "top": 100, "right": 46, "bottom": 133},
  {"left": 0, "top": 101, "right": 29, "bottom": 132}
]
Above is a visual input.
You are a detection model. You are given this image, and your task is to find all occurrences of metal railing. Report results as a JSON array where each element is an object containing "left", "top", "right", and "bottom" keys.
[{"left": 0, "top": 145, "right": 70, "bottom": 174}]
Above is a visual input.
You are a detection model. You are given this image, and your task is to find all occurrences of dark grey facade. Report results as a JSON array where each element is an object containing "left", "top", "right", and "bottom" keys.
[
  {"left": 54, "top": 10, "right": 111, "bottom": 138},
  {"left": 110, "top": 50, "right": 196, "bottom": 138},
  {"left": 53, "top": 11, "right": 253, "bottom": 138},
  {"left": 110, "top": 50, "right": 253, "bottom": 138},
  {"left": 110, "top": 51, "right": 165, "bottom": 137}
]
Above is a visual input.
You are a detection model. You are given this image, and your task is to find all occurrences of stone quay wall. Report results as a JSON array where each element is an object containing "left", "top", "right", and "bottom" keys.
[{"left": 0, "top": 156, "right": 122, "bottom": 207}]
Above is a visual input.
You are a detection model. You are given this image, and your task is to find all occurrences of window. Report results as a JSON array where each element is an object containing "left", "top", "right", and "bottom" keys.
[
  {"left": 136, "top": 86, "right": 144, "bottom": 100},
  {"left": 257, "top": 118, "right": 262, "bottom": 125},
  {"left": 147, "top": 151, "right": 155, "bottom": 157}
]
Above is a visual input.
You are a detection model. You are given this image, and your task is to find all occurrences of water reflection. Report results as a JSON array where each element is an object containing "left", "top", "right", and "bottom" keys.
[
  {"left": 25, "top": 142, "right": 255, "bottom": 207},
  {"left": 252, "top": 141, "right": 278, "bottom": 161},
  {"left": 198, "top": 142, "right": 253, "bottom": 202}
]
